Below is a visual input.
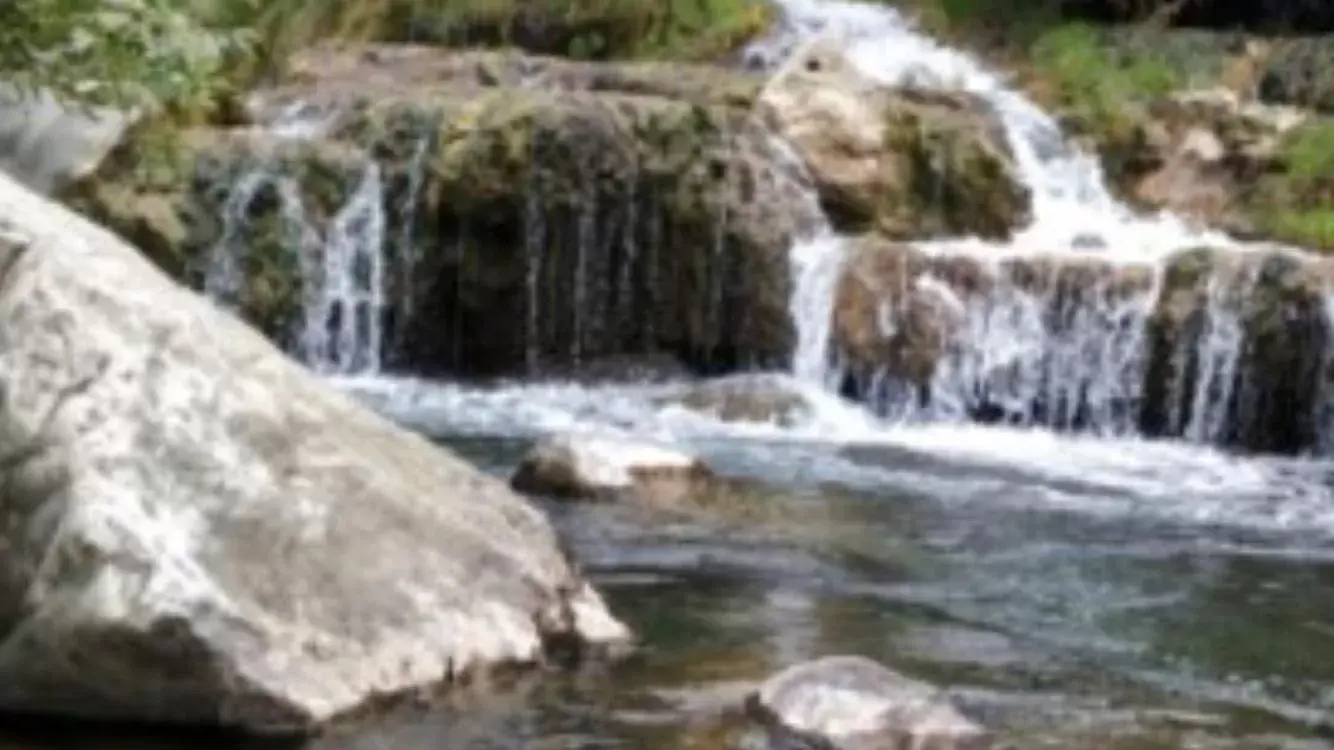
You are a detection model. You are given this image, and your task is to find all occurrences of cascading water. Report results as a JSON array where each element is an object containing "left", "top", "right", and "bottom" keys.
[
  {"left": 754, "top": 0, "right": 1334, "bottom": 451},
  {"left": 204, "top": 147, "right": 391, "bottom": 377},
  {"left": 846, "top": 259, "right": 1160, "bottom": 436},
  {"left": 302, "top": 161, "right": 388, "bottom": 375}
]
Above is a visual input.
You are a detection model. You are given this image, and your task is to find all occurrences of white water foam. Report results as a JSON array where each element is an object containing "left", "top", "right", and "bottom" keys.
[{"left": 332, "top": 373, "right": 1334, "bottom": 541}]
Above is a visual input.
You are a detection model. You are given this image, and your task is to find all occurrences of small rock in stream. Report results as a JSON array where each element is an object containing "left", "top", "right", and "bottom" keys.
[
  {"left": 510, "top": 433, "right": 714, "bottom": 501},
  {"left": 745, "top": 655, "right": 992, "bottom": 750}
]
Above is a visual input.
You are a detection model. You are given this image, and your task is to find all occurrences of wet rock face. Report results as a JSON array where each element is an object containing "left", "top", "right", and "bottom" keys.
[
  {"left": 0, "top": 170, "right": 629, "bottom": 732},
  {"left": 832, "top": 235, "right": 1155, "bottom": 427},
  {"left": 746, "top": 656, "right": 992, "bottom": 750},
  {"left": 63, "top": 47, "right": 825, "bottom": 379},
  {"left": 1142, "top": 246, "right": 1334, "bottom": 454},
  {"left": 757, "top": 37, "right": 1031, "bottom": 241},
  {"left": 834, "top": 235, "right": 1334, "bottom": 454}
]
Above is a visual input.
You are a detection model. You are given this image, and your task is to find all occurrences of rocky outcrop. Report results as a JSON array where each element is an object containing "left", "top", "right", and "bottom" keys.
[
  {"left": 757, "top": 36, "right": 1031, "bottom": 241},
  {"left": 511, "top": 433, "right": 713, "bottom": 501},
  {"left": 63, "top": 46, "right": 824, "bottom": 378},
  {"left": 0, "top": 170, "right": 629, "bottom": 732},
  {"left": 1095, "top": 88, "right": 1309, "bottom": 238},
  {"left": 832, "top": 235, "right": 1153, "bottom": 396},
  {"left": 1142, "top": 246, "right": 1334, "bottom": 453},
  {"left": 831, "top": 234, "right": 1334, "bottom": 454},
  {"left": 745, "top": 656, "right": 992, "bottom": 750}
]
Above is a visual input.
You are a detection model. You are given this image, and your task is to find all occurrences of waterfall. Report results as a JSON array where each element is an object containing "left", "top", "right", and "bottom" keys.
[
  {"left": 756, "top": 0, "right": 1334, "bottom": 452},
  {"left": 204, "top": 152, "right": 390, "bottom": 377},
  {"left": 844, "top": 256, "right": 1159, "bottom": 435},
  {"left": 303, "top": 161, "right": 388, "bottom": 375}
]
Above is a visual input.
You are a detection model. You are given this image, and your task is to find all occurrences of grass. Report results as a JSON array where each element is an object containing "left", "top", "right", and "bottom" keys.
[
  {"left": 1251, "top": 120, "right": 1334, "bottom": 251},
  {"left": 204, "top": 0, "right": 772, "bottom": 80}
]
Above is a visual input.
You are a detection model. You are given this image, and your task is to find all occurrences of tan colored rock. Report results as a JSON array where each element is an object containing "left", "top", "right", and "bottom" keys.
[
  {"left": 1115, "top": 89, "right": 1309, "bottom": 234},
  {"left": 833, "top": 236, "right": 1157, "bottom": 388},
  {"left": 0, "top": 170, "right": 629, "bottom": 733},
  {"left": 511, "top": 433, "right": 713, "bottom": 502},
  {"left": 756, "top": 36, "right": 1030, "bottom": 240},
  {"left": 745, "top": 656, "right": 992, "bottom": 750},
  {"left": 833, "top": 237, "right": 971, "bottom": 386}
]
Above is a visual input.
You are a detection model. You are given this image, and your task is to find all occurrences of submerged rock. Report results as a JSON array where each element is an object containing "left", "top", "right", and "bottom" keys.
[
  {"left": 511, "top": 434, "right": 713, "bottom": 501},
  {"left": 745, "top": 655, "right": 991, "bottom": 750},
  {"left": 0, "top": 170, "right": 629, "bottom": 732},
  {"left": 757, "top": 36, "right": 1031, "bottom": 241},
  {"left": 64, "top": 45, "right": 823, "bottom": 379},
  {"left": 660, "top": 374, "right": 813, "bottom": 426}
]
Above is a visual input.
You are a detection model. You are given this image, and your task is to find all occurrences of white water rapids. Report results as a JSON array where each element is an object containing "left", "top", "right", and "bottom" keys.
[{"left": 215, "top": 0, "right": 1334, "bottom": 541}]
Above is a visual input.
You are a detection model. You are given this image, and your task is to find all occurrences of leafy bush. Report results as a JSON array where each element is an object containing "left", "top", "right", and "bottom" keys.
[{"left": 0, "top": 0, "right": 249, "bottom": 110}]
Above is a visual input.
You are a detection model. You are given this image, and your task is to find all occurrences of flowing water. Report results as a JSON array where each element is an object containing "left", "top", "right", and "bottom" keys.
[{"left": 13, "top": 0, "right": 1334, "bottom": 747}]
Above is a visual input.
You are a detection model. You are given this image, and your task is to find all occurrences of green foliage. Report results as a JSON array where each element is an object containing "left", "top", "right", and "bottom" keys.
[
  {"left": 912, "top": 0, "right": 1064, "bottom": 45},
  {"left": 0, "top": 0, "right": 251, "bottom": 111},
  {"left": 1249, "top": 120, "right": 1334, "bottom": 252},
  {"left": 207, "top": 0, "right": 771, "bottom": 73},
  {"left": 1266, "top": 209, "right": 1334, "bottom": 250},
  {"left": 0, "top": 0, "right": 767, "bottom": 115},
  {"left": 1021, "top": 22, "right": 1180, "bottom": 191},
  {"left": 1279, "top": 120, "right": 1334, "bottom": 186}
]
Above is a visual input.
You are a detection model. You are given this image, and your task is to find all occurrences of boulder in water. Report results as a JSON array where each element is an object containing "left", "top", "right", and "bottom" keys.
[
  {"left": 757, "top": 36, "right": 1031, "bottom": 241},
  {"left": 745, "top": 655, "right": 992, "bottom": 750},
  {"left": 511, "top": 434, "right": 713, "bottom": 501},
  {"left": 0, "top": 170, "right": 629, "bottom": 732}
]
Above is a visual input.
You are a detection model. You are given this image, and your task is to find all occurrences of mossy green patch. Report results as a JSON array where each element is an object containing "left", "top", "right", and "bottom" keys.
[
  {"left": 62, "top": 127, "right": 363, "bottom": 342},
  {"left": 872, "top": 102, "right": 1029, "bottom": 240},
  {"left": 1242, "top": 119, "right": 1334, "bottom": 252}
]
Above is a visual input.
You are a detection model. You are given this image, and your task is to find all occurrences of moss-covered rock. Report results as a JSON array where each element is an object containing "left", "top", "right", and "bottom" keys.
[
  {"left": 757, "top": 37, "right": 1030, "bottom": 242},
  {"left": 62, "top": 126, "right": 366, "bottom": 349},
  {"left": 63, "top": 46, "right": 825, "bottom": 377},
  {"left": 1141, "top": 245, "right": 1334, "bottom": 453}
]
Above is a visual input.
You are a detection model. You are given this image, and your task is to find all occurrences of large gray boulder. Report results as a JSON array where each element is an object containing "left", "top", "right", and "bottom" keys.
[{"left": 0, "top": 169, "right": 629, "bottom": 732}]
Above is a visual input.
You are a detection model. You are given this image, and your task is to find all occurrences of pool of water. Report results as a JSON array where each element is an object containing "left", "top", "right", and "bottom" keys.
[{"left": 4, "top": 429, "right": 1333, "bottom": 750}]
